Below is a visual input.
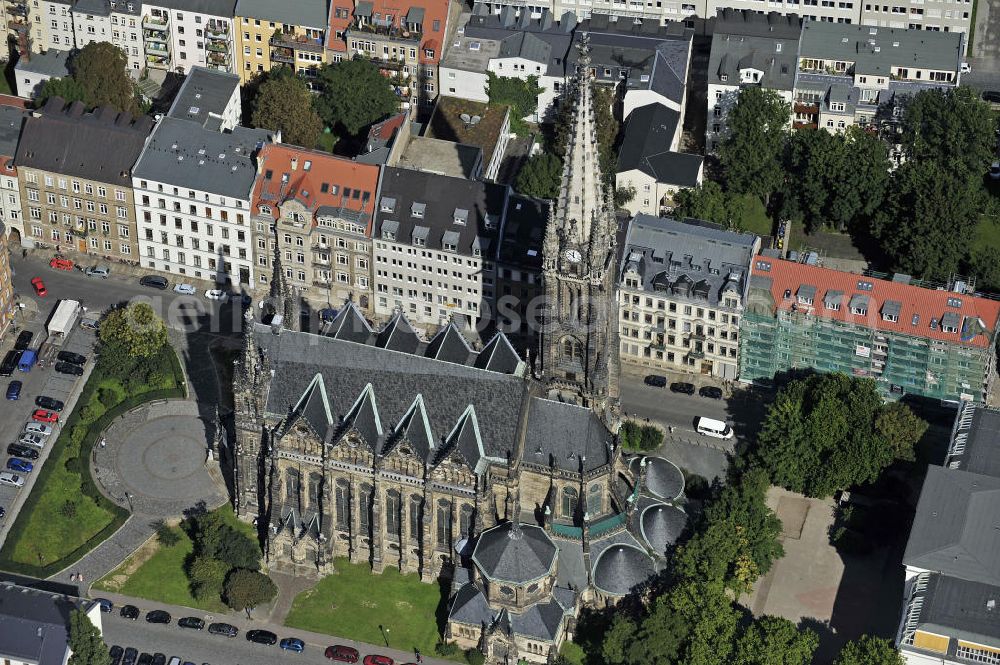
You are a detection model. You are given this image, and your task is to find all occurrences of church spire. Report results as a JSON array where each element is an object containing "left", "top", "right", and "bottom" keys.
[
  {"left": 237, "top": 307, "right": 260, "bottom": 390},
  {"left": 554, "top": 34, "right": 606, "bottom": 251},
  {"left": 269, "top": 229, "right": 297, "bottom": 330}
]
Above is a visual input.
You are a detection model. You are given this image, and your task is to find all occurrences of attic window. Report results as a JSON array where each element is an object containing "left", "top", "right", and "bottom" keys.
[
  {"left": 303, "top": 160, "right": 312, "bottom": 171},
  {"left": 640, "top": 74, "right": 650, "bottom": 82},
  {"left": 411, "top": 202, "right": 426, "bottom": 218},
  {"left": 281, "top": 173, "right": 289, "bottom": 183},
  {"left": 469, "top": 41, "right": 481, "bottom": 51},
  {"left": 720, "top": 74, "right": 728, "bottom": 82},
  {"left": 264, "top": 169, "right": 273, "bottom": 180},
  {"left": 911, "top": 314, "right": 920, "bottom": 326},
  {"left": 320, "top": 183, "right": 329, "bottom": 193},
  {"left": 947, "top": 297, "right": 962, "bottom": 308},
  {"left": 856, "top": 280, "right": 873, "bottom": 291},
  {"left": 754, "top": 260, "right": 771, "bottom": 272},
  {"left": 380, "top": 197, "right": 396, "bottom": 213},
  {"left": 259, "top": 205, "right": 271, "bottom": 214},
  {"left": 453, "top": 208, "right": 468, "bottom": 225}
]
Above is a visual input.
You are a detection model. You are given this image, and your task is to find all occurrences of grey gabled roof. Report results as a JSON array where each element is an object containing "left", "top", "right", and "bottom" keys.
[
  {"left": 16, "top": 99, "right": 153, "bottom": 187},
  {"left": 342, "top": 383, "right": 384, "bottom": 450},
  {"left": 914, "top": 573, "right": 1000, "bottom": 648},
  {"left": 523, "top": 399, "right": 612, "bottom": 473},
  {"left": 708, "top": 9, "right": 801, "bottom": 91},
  {"left": 904, "top": 464, "right": 1000, "bottom": 585},
  {"left": 392, "top": 394, "right": 436, "bottom": 461},
  {"left": 592, "top": 544, "right": 655, "bottom": 596},
  {"left": 14, "top": 48, "right": 70, "bottom": 77},
  {"left": 474, "top": 331, "right": 524, "bottom": 375},
  {"left": 616, "top": 103, "right": 703, "bottom": 188},
  {"left": 472, "top": 521, "right": 557, "bottom": 584},
  {"left": 947, "top": 405, "right": 1000, "bottom": 477},
  {"left": 426, "top": 323, "right": 475, "bottom": 365},
  {"left": 448, "top": 582, "right": 494, "bottom": 626},
  {"left": 132, "top": 117, "right": 272, "bottom": 199},
  {"left": 234, "top": 0, "right": 326, "bottom": 27},
  {"left": 799, "top": 21, "right": 963, "bottom": 77},
  {"left": 375, "top": 312, "right": 423, "bottom": 354},
  {"left": 0, "top": 582, "right": 95, "bottom": 665},
  {"left": 509, "top": 599, "right": 567, "bottom": 641},
  {"left": 324, "top": 301, "right": 374, "bottom": 344},
  {"left": 166, "top": 66, "right": 239, "bottom": 130},
  {"left": 0, "top": 104, "right": 27, "bottom": 159}
]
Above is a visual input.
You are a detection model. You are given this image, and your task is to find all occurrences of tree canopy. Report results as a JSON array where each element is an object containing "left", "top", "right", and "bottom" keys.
[
  {"left": 315, "top": 58, "right": 399, "bottom": 137},
  {"left": 192, "top": 509, "right": 261, "bottom": 570},
  {"left": 36, "top": 77, "right": 86, "bottom": 107},
  {"left": 719, "top": 87, "right": 789, "bottom": 203},
  {"left": 673, "top": 180, "right": 771, "bottom": 233},
  {"left": 486, "top": 72, "right": 543, "bottom": 131},
  {"left": 734, "top": 615, "right": 819, "bottom": 665},
  {"left": 833, "top": 635, "right": 905, "bottom": 665},
  {"left": 751, "top": 373, "right": 926, "bottom": 497},
  {"left": 224, "top": 568, "right": 278, "bottom": 615},
  {"left": 99, "top": 302, "right": 168, "bottom": 359},
  {"left": 250, "top": 73, "right": 323, "bottom": 149},
  {"left": 68, "top": 609, "right": 111, "bottom": 665},
  {"left": 515, "top": 152, "right": 562, "bottom": 199},
  {"left": 69, "top": 42, "right": 141, "bottom": 116}
]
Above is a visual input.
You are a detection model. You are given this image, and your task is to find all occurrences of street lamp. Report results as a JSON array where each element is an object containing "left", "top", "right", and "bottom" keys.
[
  {"left": 124, "top": 492, "right": 133, "bottom": 513},
  {"left": 378, "top": 624, "right": 390, "bottom": 647}
]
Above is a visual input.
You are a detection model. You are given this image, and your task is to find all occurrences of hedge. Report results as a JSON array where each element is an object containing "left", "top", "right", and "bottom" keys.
[{"left": 0, "top": 346, "right": 186, "bottom": 578}]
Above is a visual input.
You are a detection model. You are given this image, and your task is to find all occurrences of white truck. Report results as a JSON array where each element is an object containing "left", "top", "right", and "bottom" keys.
[{"left": 47, "top": 299, "right": 82, "bottom": 343}]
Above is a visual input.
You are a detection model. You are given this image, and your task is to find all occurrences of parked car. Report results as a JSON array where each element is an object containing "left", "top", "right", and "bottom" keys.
[
  {"left": 173, "top": 283, "right": 196, "bottom": 295},
  {"left": 80, "top": 316, "right": 100, "bottom": 331},
  {"left": 207, "top": 622, "right": 238, "bottom": 637},
  {"left": 204, "top": 289, "right": 228, "bottom": 302},
  {"left": 140, "top": 275, "right": 169, "bottom": 290},
  {"left": 57, "top": 351, "right": 87, "bottom": 365},
  {"left": 280, "top": 637, "right": 305, "bottom": 653},
  {"left": 122, "top": 647, "right": 138, "bottom": 665},
  {"left": 246, "top": 630, "right": 277, "bottom": 645},
  {"left": 109, "top": 645, "right": 124, "bottom": 665},
  {"left": 96, "top": 598, "right": 114, "bottom": 613},
  {"left": 0, "top": 506, "right": 5, "bottom": 520},
  {"left": 49, "top": 257, "right": 74, "bottom": 270},
  {"left": 120, "top": 605, "right": 140, "bottom": 620},
  {"left": 7, "top": 444, "right": 39, "bottom": 460},
  {"left": 30, "top": 277, "right": 47, "bottom": 296},
  {"left": 0, "top": 350, "right": 20, "bottom": 376},
  {"left": 137, "top": 654, "right": 152, "bottom": 665},
  {"left": 32, "top": 409, "right": 59, "bottom": 423},
  {"left": 14, "top": 330, "right": 33, "bottom": 351},
  {"left": 24, "top": 422, "right": 53, "bottom": 436},
  {"left": 35, "top": 395, "right": 65, "bottom": 411},
  {"left": 151, "top": 653, "right": 166, "bottom": 665},
  {"left": 363, "top": 656, "right": 394, "bottom": 665},
  {"left": 0, "top": 471, "right": 24, "bottom": 487},
  {"left": 18, "top": 433, "right": 45, "bottom": 447},
  {"left": 6, "top": 458, "right": 33, "bottom": 473},
  {"left": 325, "top": 646, "right": 360, "bottom": 662},
  {"left": 85, "top": 266, "right": 110, "bottom": 278},
  {"left": 669, "top": 382, "right": 696, "bottom": 395},
  {"left": 643, "top": 374, "right": 667, "bottom": 388},
  {"left": 178, "top": 617, "right": 205, "bottom": 630},
  {"left": 698, "top": 386, "right": 723, "bottom": 399},
  {"left": 6, "top": 380, "right": 22, "bottom": 400},
  {"left": 55, "top": 361, "right": 84, "bottom": 376},
  {"left": 990, "top": 162, "right": 1000, "bottom": 181},
  {"left": 145, "top": 610, "right": 172, "bottom": 624}
]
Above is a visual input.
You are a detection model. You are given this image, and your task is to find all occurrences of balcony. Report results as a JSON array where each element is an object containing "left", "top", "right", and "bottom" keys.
[
  {"left": 270, "top": 47, "right": 294, "bottom": 64},
  {"left": 207, "top": 50, "right": 230, "bottom": 66},
  {"left": 145, "top": 41, "right": 168, "bottom": 54},
  {"left": 146, "top": 54, "right": 170, "bottom": 69},
  {"left": 143, "top": 14, "right": 168, "bottom": 28},
  {"left": 144, "top": 29, "right": 168, "bottom": 43},
  {"left": 351, "top": 21, "right": 422, "bottom": 43},
  {"left": 686, "top": 350, "right": 705, "bottom": 360},
  {"left": 205, "top": 23, "right": 228, "bottom": 39},
  {"left": 206, "top": 40, "right": 229, "bottom": 53},
  {"left": 793, "top": 101, "right": 819, "bottom": 114},
  {"left": 269, "top": 31, "right": 325, "bottom": 54}
]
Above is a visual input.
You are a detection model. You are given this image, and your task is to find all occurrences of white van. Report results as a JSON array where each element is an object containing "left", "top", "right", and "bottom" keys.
[{"left": 696, "top": 417, "right": 734, "bottom": 440}]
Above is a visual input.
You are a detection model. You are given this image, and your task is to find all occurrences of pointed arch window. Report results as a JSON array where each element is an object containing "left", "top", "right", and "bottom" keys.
[
  {"left": 386, "top": 489, "right": 401, "bottom": 541},
  {"left": 335, "top": 479, "right": 350, "bottom": 530},
  {"left": 285, "top": 468, "right": 300, "bottom": 505},
  {"left": 436, "top": 499, "right": 452, "bottom": 548},
  {"left": 359, "top": 483, "right": 373, "bottom": 533},
  {"left": 561, "top": 487, "right": 578, "bottom": 518},
  {"left": 588, "top": 483, "right": 603, "bottom": 516},
  {"left": 409, "top": 494, "right": 423, "bottom": 543}
]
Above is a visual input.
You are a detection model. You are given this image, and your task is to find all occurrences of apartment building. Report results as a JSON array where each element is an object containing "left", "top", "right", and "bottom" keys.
[
  {"left": 740, "top": 257, "right": 1000, "bottom": 402},
  {"left": 14, "top": 47, "right": 70, "bottom": 97},
  {"left": 440, "top": 7, "right": 572, "bottom": 121},
  {"left": 142, "top": 0, "right": 237, "bottom": 73},
  {"left": 860, "top": 0, "right": 973, "bottom": 40},
  {"left": 234, "top": 0, "right": 327, "bottom": 83},
  {"left": 15, "top": 98, "right": 152, "bottom": 261},
  {"left": 71, "top": 0, "right": 145, "bottom": 76},
  {"left": 0, "top": 582, "right": 104, "bottom": 665},
  {"left": 372, "top": 166, "right": 507, "bottom": 332},
  {"left": 792, "top": 21, "right": 963, "bottom": 130},
  {"left": 618, "top": 215, "right": 759, "bottom": 380},
  {"left": 706, "top": 9, "right": 800, "bottom": 152},
  {"left": 0, "top": 221, "right": 13, "bottom": 341},
  {"left": 40, "top": 0, "right": 74, "bottom": 49},
  {"left": 250, "top": 144, "right": 380, "bottom": 312},
  {"left": 898, "top": 403, "right": 1000, "bottom": 665},
  {"left": 0, "top": 102, "right": 28, "bottom": 244},
  {"left": 345, "top": 0, "right": 454, "bottom": 111},
  {"left": 165, "top": 65, "right": 241, "bottom": 131}
]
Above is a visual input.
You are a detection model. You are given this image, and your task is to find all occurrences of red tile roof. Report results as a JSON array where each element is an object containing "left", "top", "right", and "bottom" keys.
[
  {"left": 751, "top": 257, "right": 1000, "bottom": 349},
  {"left": 252, "top": 145, "right": 380, "bottom": 235},
  {"left": 0, "top": 95, "right": 30, "bottom": 110},
  {"left": 350, "top": 0, "right": 450, "bottom": 65},
  {"left": 367, "top": 112, "right": 406, "bottom": 142},
  {"left": 326, "top": 0, "right": 350, "bottom": 51}
]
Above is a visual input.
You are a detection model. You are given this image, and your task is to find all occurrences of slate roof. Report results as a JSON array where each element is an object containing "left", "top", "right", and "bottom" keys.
[
  {"left": 461, "top": 6, "right": 573, "bottom": 77},
  {"left": 496, "top": 193, "right": 547, "bottom": 271},
  {"left": 14, "top": 48, "right": 70, "bottom": 78},
  {"left": 904, "top": 464, "right": 1000, "bottom": 585},
  {"left": 620, "top": 214, "right": 758, "bottom": 308},
  {"left": 617, "top": 103, "right": 703, "bottom": 188},
  {"left": 747, "top": 257, "right": 1000, "bottom": 349},
  {"left": 144, "top": 0, "right": 235, "bottom": 15},
  {"left": 638, "top": 503, "right": 687, "bottom": 555},
  {"left": 945, "top": 405, "right": 1000, "bottom": 477},
  {"left": 324, "top": 301, "right": 375, "bottom": 344},
  {"left": 913, "top": 573, "right": 1000, "bottom": 647},
  {"left": 0, "top": 104, "right": 27, "bottom": 159},
  {"left": 376, "top": 311, "right": 423, "bottom": 354},
  {"left": 448, "top": 582, "right": 494, "bottom": 625},
  {"left": 629, "top": 456, "right": 685, "bottom": 501},
  {"left": 234, "top": 0, "right": 327, "bottom": 26},
  {"left": 509, "top": 599, "right": 568, "bottom": 640},
  {"left": 592, "top": 544, "right": 655, "bottom": 596},
  {"left": 166, "top": 66, "right": 239, "bottom": 130},
  {"left": 15, "top": 99, "right": 153, "bottom": 186},
  {"left": 799, "top": 21, "right": 963, "bottom": 77},
  {"left": 0, "top": 582, "right": 95, "bottom": 665},
  {"left": 472, "top": 522, "right": 557, "bottom": 583},
  {"left": 708, "top": 9, "right": 801, "bottom": 90},
  {"left": 132, "top": 117, "right": 272, "bottom": 199},
  {"left": 522, "top": 399, "right": 612, "bottom": 473},
  {"left": 474, "top": 332, "right": 524, "bottom": 374},
  {"left": 426, "top": 323, "right": 476, "bottom": 365}
]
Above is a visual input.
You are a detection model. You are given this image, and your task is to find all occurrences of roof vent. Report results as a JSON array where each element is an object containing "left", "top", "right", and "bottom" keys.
[{"left": 188, "top": 106, "right": 200, "bottom": 115}]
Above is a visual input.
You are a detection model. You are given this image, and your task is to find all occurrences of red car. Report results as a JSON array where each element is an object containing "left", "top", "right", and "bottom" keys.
[
  {"left": 325, "top": 646, "right": 359, "bottom": 662},
  {"left": 30, "top": 277, "right": 47, "bottom": 296},
  {"left": 49, "top": 257, "right": 74, "bottom": 270},
  {"left": 363, "top": 656, "right": 393, "bottom": 665},
  {"left": 32, "top": 409, "right": 59, "bottom": 423}
]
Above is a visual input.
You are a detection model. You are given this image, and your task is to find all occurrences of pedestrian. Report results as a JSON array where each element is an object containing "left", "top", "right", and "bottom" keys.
[{"left": 99, "top": 438, "right": 106, "bottom": 448}]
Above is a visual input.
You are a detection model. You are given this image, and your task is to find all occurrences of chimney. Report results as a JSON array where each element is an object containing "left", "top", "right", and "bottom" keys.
[{"left": 290, "top": 157, "right": 298, "bottom": 171}]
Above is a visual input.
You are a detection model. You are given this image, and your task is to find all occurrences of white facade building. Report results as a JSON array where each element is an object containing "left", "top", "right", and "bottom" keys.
[
  {"left": 71, "top": 0, "right": 144, "bottom": 76},
  {"left": 39, "top": 0, "right": 74, "bottom": 49},
  {"left": 141, "top": 0, "right": 236, "bottom": 74}
]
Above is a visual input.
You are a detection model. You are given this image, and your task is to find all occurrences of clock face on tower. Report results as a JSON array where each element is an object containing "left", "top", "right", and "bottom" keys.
[{"left": 564, "top": 248, "right": 582, "bottom": 264}]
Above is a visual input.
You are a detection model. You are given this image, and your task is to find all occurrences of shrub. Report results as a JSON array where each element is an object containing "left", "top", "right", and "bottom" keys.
[
  {"left": 155, "top": 521, "right": 181, "bottom": 547},
  {"left": 465, "top": 649, "right": 485, "bottom": 665},
  {"left": 435, "top": 642, "right": 459, "bottom": 657},
  {"left": 60, "top": 500, "right": 77, "bottom": 519},
  {"left": 64, "top": 457, "right": 79, "bottom": 473},
  {"left": 619, "top": 421, "right": 663, "bottom": 452}
]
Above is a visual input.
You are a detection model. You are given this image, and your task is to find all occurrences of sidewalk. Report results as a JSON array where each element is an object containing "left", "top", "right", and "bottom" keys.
[
  {"left": 620, "top": 361, "right": 737, "bottom": 398},
  {"left": 93, "top": 589, "right": 454, "bottom": 665}
]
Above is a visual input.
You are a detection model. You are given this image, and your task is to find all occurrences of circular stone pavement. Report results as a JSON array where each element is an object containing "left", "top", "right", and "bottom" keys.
[{"left": 94, "top": 403, "right": 226, "bottom": 517}]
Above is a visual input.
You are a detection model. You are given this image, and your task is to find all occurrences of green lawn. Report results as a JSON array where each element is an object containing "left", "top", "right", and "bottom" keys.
[
  {"left": 285, "top": 559, "right": 448, "bottom": 656},
  {"left": 973, "top": 214, "right": 1000, "bottom": 254}
]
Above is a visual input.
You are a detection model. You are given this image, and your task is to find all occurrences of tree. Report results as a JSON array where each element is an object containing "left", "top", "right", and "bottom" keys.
[
  {"left": 486, "top": 72, "right": 544, "bottom": 130},
  {"left": 192, "top": 511, "right": 261, "bottom": 570},
  {"left": 68, "top": 609, "right": 111, "bottom": 665},
  {"left": 250, "top": 74, "right": 323, "bottom": 148},
  {"left": 833, "top": 635, "right": 904, "bottom": 665},
  {"left": 752, "top": 374, "right": 925, "bottom": 497},
  {"left": 223, "top": 568, "right": 278, "bottom": 617},
  {"left": 718, "top": 87, "right": 789, "bottom": 203},
  {"left": 188, "top": 555, "right": 231, "bottom": 601},
  {"left": 967, "top": 244, "right": 1000, "bottom": 292},
  {"left": 36, "top": 77, "right": 86, "bottom": 106},
  {"left": 98, "top": 302, "right": 168, "bottom": 358},
  {"left": 515, "top": 153, "right": 562, "bottom": 199},
  {"left": 734, "top": 615, "right": 819, "bottom": 665},
  {"left": 668, "top": 582, "right": 742, "bottom": 665},
  {"left": 672, "top": 180, "right": 771, "bottom": 233},
  {"left": 70, "top": 42, "right": 140, "bottom": 116},
  {"left": 315, "top": 58, "right": 398, "bottom": 137},
  {"left": 155, "top": 520, "right": 182, "bottom": 547}
]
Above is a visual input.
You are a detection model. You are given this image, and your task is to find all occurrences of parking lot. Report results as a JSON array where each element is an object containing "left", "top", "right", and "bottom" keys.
[{"left": 0, "top": 297, "right": 96, "bottom": 546}]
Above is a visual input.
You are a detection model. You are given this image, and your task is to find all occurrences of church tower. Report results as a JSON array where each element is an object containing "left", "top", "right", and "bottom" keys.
[
  {"left": 540, "top": 36, "right": 620, "bottom": 427},
  {"left": 233, "top": 307, "right": 270, "bottom": 521}
]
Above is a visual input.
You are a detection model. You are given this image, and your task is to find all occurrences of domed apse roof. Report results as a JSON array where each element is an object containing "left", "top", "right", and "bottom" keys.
[
  {"left": 592, "top": 544, "right": 655, "bottom": 597},
  {"left": 630, "top": 456, "right": 685, "bottom": 501},
  {"left": 640, "top": 503, "right": 688, "bottom": 555},
  {"left": 472, "top": 521, "right": 557, "bottom": 584}
]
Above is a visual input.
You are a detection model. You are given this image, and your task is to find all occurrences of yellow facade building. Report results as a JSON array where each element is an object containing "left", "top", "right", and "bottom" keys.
[{"left": 233, "top": 0, "right": 329, "bottom": 84}]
